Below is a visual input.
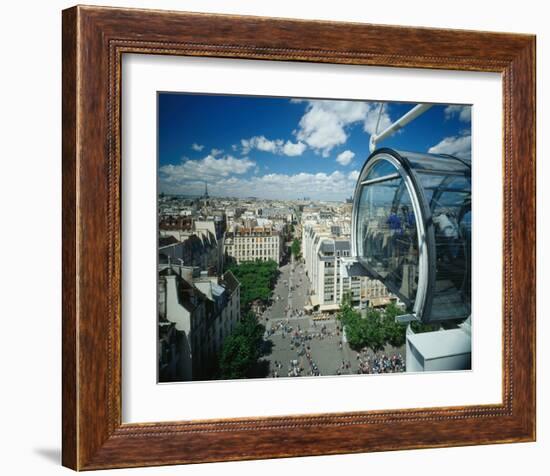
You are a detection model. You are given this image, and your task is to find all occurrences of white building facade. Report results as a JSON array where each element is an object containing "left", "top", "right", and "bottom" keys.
[
  {"left": 303, "top": 224, "right": 394, "bottom": 312},
  {"left": 224, "top": 226, "right": 283, "bottom": 264}
]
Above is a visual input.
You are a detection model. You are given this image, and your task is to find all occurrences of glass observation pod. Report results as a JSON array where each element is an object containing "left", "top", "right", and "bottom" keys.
[{"left": 351, "top": 148, "right": 471, "bottom": 323}]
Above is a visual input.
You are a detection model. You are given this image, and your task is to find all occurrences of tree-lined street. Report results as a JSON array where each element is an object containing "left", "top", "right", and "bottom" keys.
[{"left": 221, "top": 242, "right": 406, "bottom": 379}]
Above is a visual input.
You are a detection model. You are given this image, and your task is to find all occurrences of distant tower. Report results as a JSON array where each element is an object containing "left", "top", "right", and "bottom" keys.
[{"left": 201, "top": 180, "right": 210, "bottom": 207}]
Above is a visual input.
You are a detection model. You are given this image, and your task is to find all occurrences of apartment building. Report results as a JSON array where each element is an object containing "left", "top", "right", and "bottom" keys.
[
  {"left": 303, "top": 224, "right": 393, "bottom": 312},
  {"left": 158, "top": 266, "right": 240, "bottom": 382},
  {"left": 224, "top": 226, "right": 282, "bottom": 264}
]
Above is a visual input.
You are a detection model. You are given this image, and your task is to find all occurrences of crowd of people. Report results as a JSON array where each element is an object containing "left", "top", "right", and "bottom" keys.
[
  {"left": 262, "top": 252, "right": 406, "bottom": 378},
  {"left": 268, "top": 321, "right": 338, "bottom": 377},
  {"left": 266, "top": 318, "right": 405, "bottom": 378},
  {"left": 265, "top": 320, "right": 339, "bottom": 340},
  {"left": 355, "top": 350, "right": 405, "bottom": 374}
]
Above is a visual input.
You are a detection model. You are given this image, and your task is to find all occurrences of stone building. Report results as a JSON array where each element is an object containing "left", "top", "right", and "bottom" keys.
[
  {"left": 158, "top": 266, "right": 240, "bottom": 382},
  {"left": 224, "top": 226, "right": 282, "bottom": 264},
  {"left": 159, "top": 218, "right": 226, "bottom": 273}
]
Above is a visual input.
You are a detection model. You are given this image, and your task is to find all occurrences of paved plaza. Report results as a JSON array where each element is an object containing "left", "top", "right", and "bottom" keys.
[{"left": 259, "top": 257, "right": 405, "bottom": 378}]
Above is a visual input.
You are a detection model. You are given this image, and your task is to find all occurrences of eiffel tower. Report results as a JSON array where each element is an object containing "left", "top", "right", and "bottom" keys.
[{"left": 201, "top": 180, "right": 210, "bottom": 207}]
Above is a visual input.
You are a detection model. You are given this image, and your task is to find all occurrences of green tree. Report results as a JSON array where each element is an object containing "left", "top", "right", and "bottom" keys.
[
  {"left": 381, "top": 302, "right": 407, "bottom": 347},
  {"left": 291, "top": 238, "right": 301, "bottom": 259},
  {"left": 238, "top": 311, "right": 265, "bottom": 343},
  {"left": 363, "top": 308, "right": 386, "bottom": 352},
  {"left": 337, "top": 302, "right": 385, "bottom": 352},
  {"left": 219, "top": 312, "right": 265, "bottom": 379},
  {"left": 219, "top": 335, "right": 256, "bottom": 379},
  {"left": 227, "top": 259, "right": 279, "bottom": 311},
  {"left": 410, "top": 320, "right": 440, "bottom": 333},
  {"left": 337, "top": 300, "right": 407, "bottom": 352}
]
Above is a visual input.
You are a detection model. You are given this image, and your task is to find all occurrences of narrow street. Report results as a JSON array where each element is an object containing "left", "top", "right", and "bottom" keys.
[
  {"left": 258, "top": 250, "right": 405, "bottom": 378},
  {"left": 261, "top": 256, "right": 359, "bottom": 377}
]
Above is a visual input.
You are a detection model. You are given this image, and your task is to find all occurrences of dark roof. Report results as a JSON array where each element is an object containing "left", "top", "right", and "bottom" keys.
[
  {"left": 334, "top": 240, "right": 351, "bottom": 251},
  {"left": 159, "top": 235, "right": 179, "bottom": 247},
  {"left": 177, "top": 276, "right": 208, "bottom": 313},
  {"left": 319, "top": 238, "right": 350, "bottom": 255},
  {"left": 221, "top": 270, "right": 240, "bottom": 294},
  {"left": 159, "top": 268, "right": 208, "bottom": 313},
  {"left": 159, "top": 266, "right": 176, "bottom": 277},
  {"left": 320, "top": 242, "right": 334, "bottom": 254}
]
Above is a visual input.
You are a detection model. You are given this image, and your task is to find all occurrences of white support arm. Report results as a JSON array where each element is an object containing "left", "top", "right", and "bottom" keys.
[{"left": 369, "top": 103, "right": 433, "bottom": 152}]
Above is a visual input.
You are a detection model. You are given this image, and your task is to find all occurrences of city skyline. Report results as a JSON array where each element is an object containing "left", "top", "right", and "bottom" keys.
[
  {"left": 158, "top": 94, "right": 471, "bottom": 200},
  {"left": 159, "top": 190, "right": 349, "bottom": 203}
]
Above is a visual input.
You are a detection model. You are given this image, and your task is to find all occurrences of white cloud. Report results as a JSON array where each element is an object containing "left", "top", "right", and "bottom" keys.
[
  {"left": 220, "top": 170, "right": 356, "bottom": 200},
  {"left": 428, "top": 134, "right": 471, "bottom": 160},
  {"left": 363, "top": 104, "right": 392, "bottom": 135},
  {"left": 210, "top": 148, "right": 223, "bottom": 157},
  {"left": 282, "top": 140, "right": 307, "bottom": 156},
  {"left": 191, "top": 143, "right": 204, "bottom": 152},
  {"left": 241, "top": 135, "right": 306, "bottom": 156},
  {"left": 159, "top": 154, "right": 256, "bottom": 184},
  {"left": 160, "top": 167, "right": 358, "bottom": 200},
  {"left": 348, "top": 170, "right": 360, "bottom": 181},
  {"left": 238, "top": 100, "right": 392, "bottom": 160},
  {"left": 295, "top": 100, "right": 391, "bottom": 156},
  {"left": 295, "top": 101, "right": 357, "bottom": 156},
  {"left": 444, "top": 105, "right": 471, "bottom": 123},
  {"left": 336, "top": 150, "right": 355, "bottom": 166},
  {"left": 241, "top": 136, "right": 282, "bottom": 154}
]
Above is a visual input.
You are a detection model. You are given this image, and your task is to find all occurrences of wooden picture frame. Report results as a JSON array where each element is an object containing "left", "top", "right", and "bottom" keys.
[{"left": 62, "top": 5, "right": 536, "bottom": 470}]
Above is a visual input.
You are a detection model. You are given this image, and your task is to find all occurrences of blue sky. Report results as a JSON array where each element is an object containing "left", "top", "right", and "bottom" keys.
[{"left": 158, "top": 93, "right": 471, "bottom": 200}]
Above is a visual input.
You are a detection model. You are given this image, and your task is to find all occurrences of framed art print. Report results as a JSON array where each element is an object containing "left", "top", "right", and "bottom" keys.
[{"left": 62, "top": 5, "right": 536, "bottom": 470}]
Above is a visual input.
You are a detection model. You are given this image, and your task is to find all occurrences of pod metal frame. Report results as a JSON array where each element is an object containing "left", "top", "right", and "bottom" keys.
[{"left": 351, "top": 148, "right": 471, "bottom": 323}]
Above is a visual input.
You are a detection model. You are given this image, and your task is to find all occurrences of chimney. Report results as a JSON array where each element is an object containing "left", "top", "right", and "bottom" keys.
[{"left": 180, "top": 266, "right": 194, "bottom": 282}]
